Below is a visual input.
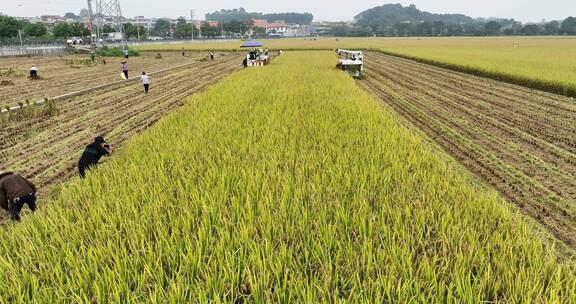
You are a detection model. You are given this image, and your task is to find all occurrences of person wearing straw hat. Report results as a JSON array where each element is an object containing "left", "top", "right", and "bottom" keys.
[{"left": 0, "top": 171, "right": 37, "bottom": 221}]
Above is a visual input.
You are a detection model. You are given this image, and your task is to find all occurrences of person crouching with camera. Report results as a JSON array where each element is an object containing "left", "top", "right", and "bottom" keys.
[{"left": 78, "top": 136, "right": 113, "bottom": 179}]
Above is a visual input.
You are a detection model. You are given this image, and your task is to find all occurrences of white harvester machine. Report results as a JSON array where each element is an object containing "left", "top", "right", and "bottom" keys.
[
  {"left": 336, "top": 49, "right": 364, "bottom": 78},
  {"left": 241, "top": 41, "right": 270, "bottom": 67},
  {"left": 246, "top": 49, "right": 270, "bottom": 67}
]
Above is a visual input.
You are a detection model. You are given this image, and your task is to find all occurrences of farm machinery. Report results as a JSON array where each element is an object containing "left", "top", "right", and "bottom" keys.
[
  {"left": 245, "top": 49, "right": 270, "bottom": 67},
  {"left": 336, "top": 49, "right": 364, "bottom": 78},
  {"left": 241, "top": 41, "right": 270, "bottom": 67}
]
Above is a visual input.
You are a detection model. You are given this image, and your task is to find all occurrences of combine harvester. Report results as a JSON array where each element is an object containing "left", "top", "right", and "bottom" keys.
[
  {"left": 336, "top": 49, "right": 364, "bottom": 78},
  {"left": 241, "top": 41, "right": 270, "bottom": 67}
]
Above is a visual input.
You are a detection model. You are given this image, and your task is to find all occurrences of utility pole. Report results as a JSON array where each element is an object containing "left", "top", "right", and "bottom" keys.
[
  {"left": 136, "top": 19, "right": 141, "bottom": 41},
  {"left": 88, "top": 0, "right": 127, "bottom": 49},
  {"left": 18, "top": 29, "right": 23, "bottom": 46},
  {"left": 87, "top": 0, "right": 95, "bottom": 45},
  {"left": 190, "top": 10, "right": 194, "bottom": 41}
]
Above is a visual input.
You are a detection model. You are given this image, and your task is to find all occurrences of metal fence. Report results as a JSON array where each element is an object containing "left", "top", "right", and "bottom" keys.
[{"left": 0, "top": 45, "right": 67, "bottom": 57}]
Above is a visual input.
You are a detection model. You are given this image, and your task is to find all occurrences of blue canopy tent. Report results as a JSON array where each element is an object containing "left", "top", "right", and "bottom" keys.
[{"left": 241, "top": 41, "right": 264, "bottom": 48}]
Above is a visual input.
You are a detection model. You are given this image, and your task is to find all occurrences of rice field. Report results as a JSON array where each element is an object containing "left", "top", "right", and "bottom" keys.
[
  {"left": 0, "top": 51, "right": 574, "bottom": 302},
  {"left": 137, "top": 36, "right": 576, "bottom": 96}
]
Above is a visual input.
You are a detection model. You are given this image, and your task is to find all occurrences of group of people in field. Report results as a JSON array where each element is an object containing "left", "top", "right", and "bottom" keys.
[
  {"left": 120, "top": 49, "right": 151, "bottom": 94},
  {"left": 5, "top": 48, "right": 224, "bottom": 221}
]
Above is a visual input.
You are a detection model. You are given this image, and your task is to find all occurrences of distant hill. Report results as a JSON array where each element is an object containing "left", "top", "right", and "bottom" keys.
[
  {"left": 355, "top": 4, "right": 475, "bottom": 26},
  {"left": 325, "top": 3, "right": 574, "bottom": 37}
]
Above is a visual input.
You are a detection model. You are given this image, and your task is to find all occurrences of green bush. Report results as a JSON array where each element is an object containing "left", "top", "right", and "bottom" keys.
[{"left": 96, "top": 47, "right": 140, "bottom": 57}]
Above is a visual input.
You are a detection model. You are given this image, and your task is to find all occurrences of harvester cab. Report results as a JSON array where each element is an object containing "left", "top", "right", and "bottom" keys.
[
  {"left": 246, "top": 49, "right": 270, "bottom": 67},
  {"left": 336, "top": 49, "right": 364, "bottom": 78}
]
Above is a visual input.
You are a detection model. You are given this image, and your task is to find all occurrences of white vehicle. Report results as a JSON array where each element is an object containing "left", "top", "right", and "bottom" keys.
[
  {"left": 336, "top": 49, "right": 364, "bottom": 78},
  {"left": 66, "top": 37, "right": 83, "bottom": 46},
  {"left": 103, "top": 32, "right": 124, "bottom": 42}
]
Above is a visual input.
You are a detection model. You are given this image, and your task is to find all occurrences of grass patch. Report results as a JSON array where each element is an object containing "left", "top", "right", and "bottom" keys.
[{"left": 96, "top": 47, "right": 140, "bottom": 57}]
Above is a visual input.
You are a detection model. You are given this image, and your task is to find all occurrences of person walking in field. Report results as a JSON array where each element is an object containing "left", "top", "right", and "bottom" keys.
[
  {"left": 140, "top": 72, "right": 151, "bottom": 94},
  {"left": 0, "top": 171, "right": 37, "bottom": 221},
  {"left": 210, "top": 51, "right": 215, "bottom": 60},
  {"left": 121, "top": 61, "right": 129, "bottom": 79},
  {"left": 123, "top": 48, "right": 129, "bottom": 59},
  {"left": 78, "top": 136, "right": 113, "bottom": 179},
  {"left": 182, "top": 48, "right": 186, "bottom": 57}
]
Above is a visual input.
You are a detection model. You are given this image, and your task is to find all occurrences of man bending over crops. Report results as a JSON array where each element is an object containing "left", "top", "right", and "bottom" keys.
[
  {"left": 0, "top": 172, "right": 37, "bottom": 221},
  {"left": 30, "top": 66, "right": 38, "bottom": 79},
  {"left": 78, "top": 136, "right": 113, "bottom": 179}
]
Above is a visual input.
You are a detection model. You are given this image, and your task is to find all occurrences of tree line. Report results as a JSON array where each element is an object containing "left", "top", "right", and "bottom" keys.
[
  {"left": 149, "top": 18, "right": 267, "bottom": 39},
  {"left": 205, "top": 8, "right": 313, "bottom": 24},
  {"left": 329, "top": 17, "right": 576, "bottom": 37},
  {"left": 0, "top": 15, "right": 91, "bottom": 40}
]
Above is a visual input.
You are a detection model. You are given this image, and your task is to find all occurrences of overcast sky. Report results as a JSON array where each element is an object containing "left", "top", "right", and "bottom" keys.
[{"left": 1, "top": 0, "right": 573, "bottom": 22}]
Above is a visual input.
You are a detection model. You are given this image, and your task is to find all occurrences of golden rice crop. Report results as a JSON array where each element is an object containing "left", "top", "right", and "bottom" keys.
[{"left": 0, "top": 51, "right": 574, "bottom": 302}]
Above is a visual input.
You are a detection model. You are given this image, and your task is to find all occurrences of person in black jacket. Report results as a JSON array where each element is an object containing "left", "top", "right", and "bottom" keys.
[{"left": 78, "top": 136, "right": 113, "bottom": 179}]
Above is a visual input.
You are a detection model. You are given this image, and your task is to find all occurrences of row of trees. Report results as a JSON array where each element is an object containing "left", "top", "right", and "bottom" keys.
[
  {"left": 141, "top": 18, "right": 266, "bottom": 40},
  {"left": 0, "top": 16, "right": 47, "bottom": 38},
  {"left": 206, "top": 8, "right": 313, "bottom": 24},
  {"left": 329, "top": 17, "right": 576, "bottom": 37},
  {"left": 0, "top": 15, "right": 91, "bottom": 39},
  {"left": 0, "top": 15, "right": 272, "bottom": 43}
]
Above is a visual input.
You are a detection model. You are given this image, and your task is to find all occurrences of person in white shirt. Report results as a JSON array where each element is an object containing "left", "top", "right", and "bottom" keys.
[
  {"left": 140, "top": 72, "right": 151, "bottom": 94},
  {"left": 30, "top": 66, "right": 38, "bottom": 79}
]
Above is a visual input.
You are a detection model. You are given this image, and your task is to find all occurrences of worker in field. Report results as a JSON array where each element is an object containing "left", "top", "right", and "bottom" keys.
[
  {"left": 123, "top": 48, "right": 129, "bottom": 59},
  {"left": 90, "top": 52, "right": 95, "bottom": 62},
  {"left": 0, "top": 172, "right": 37, "bottom": 221},
  {"left": 210, "top": 51, "right": 215, "bottom": 60},
  {"left": 78, "top": 136, "right": 113, "bottom": 179},
  {"left": 121, "top": 61, "right": 129, "bottom": 79},
  {"left": 182, "top": 48, "right": 186, "bottom": 57},
  {"left": 30, "top": 65, "right": 38, "bottom": 79},
  {"left": 242, "top": 57, "right": 248, "bottom": 68},
  {"left": 140, "top": 72, "right": 151, "bottom": 94}
]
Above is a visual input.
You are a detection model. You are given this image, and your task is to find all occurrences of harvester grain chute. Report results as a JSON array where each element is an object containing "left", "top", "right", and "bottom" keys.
[{"left": 336, "top": 49, "right": 364, "bottom": 78}]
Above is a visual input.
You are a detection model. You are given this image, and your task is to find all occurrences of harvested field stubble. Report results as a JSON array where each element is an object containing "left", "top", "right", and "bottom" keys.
[
  {"left": 361, "top": 51, "right": 576, "bottom": 249},
  {"left": 0, "top": 51, "right": 573, "bottom": 302},
  {"left": 0, "top": 52, "right": 208, "bottom": 107}
]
